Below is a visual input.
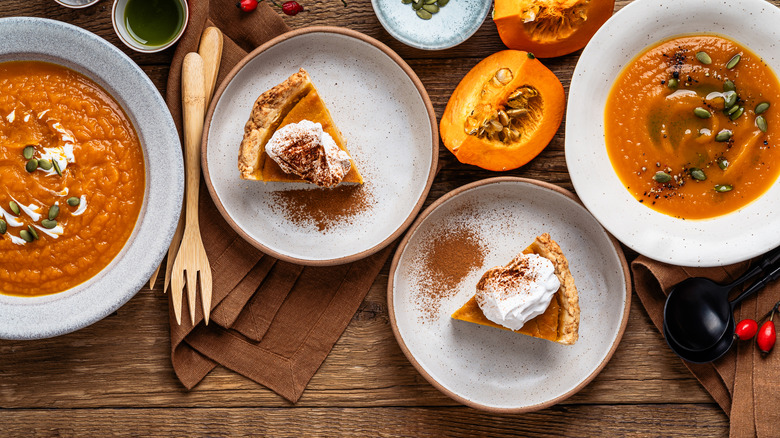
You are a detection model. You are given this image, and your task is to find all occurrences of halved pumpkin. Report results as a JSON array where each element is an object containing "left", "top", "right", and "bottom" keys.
[
  {"left": 494, "top": 0, "right": 615, "bottom": 58},
  {"left": 439, "top": 50, "right": 564, "bottom": 171}
]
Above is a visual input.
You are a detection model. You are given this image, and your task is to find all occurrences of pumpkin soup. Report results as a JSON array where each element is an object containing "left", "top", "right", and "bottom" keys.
[
  {"left": 605, "top": 35, "right": 780, "bottom": 219},
  {"left": 0, "top": 61, "right": 145, "bottom": 296}
]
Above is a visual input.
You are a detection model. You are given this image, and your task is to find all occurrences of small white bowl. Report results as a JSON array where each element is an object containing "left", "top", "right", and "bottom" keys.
[
  {"left": 54, "top": 0, "right": 101, "bottom": 8},
  {"left": 111, "top": 0, "right": 189, "bottom": 53}
]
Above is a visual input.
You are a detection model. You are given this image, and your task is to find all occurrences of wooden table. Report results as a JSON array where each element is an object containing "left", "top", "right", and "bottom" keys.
[{"left": 4, "top": 0, "right": 767, "bottom": 435}]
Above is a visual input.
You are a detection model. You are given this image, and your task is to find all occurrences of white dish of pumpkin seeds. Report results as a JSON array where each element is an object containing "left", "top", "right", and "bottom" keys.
[{"left": 372, "top": 0, "right": 491, "bottom": 50}]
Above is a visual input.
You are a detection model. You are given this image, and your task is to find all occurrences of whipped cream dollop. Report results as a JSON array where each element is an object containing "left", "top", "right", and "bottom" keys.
[
  {"left": 475, "top": 253, "right": 560, "bottom": 331},
  {"left": 265, "top": 120, "right": 351, "bottom": 187}
]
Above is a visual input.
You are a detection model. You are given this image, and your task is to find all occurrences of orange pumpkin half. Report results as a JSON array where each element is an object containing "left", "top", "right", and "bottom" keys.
[
  {"left": 494, "top": 0, "right": 615, "bottom": 58},
  {"left": 440, "top": 50, "right": 564, "bottom": 171}
]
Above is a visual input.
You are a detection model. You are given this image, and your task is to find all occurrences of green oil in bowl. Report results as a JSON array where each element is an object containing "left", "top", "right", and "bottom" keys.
[{"left": 125, "top": 0, "right": 184, "bottom": 47}]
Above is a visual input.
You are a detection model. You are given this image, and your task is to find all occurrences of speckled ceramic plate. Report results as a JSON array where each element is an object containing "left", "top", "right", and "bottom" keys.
[
  {"left": 388, "top": 178, "right": 631, "bottom": 412},
  {"left": 567, "top": 0, "right": 780, "bottom": 267},
  {"left": 203, "top": 27, "right": 437, "bottom": 266},
  {"left": 0, "top": 18, "right": 183, "bottom": 339},
  {"left": 371, "top": 0, "right": 491, "bottom": 50}
]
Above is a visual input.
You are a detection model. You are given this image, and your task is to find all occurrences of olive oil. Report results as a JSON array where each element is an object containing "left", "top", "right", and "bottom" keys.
[{"left": 124, "top": 0, "right": 184, "bottom": 47}]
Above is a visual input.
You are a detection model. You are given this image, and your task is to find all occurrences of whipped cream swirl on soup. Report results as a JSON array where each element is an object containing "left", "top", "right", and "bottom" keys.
[
  {"left": 265, "top": 120, "right": 351, "bottom": 187},
  {"left": 475, "top": 253, "right": 560, "bottom": 330}
]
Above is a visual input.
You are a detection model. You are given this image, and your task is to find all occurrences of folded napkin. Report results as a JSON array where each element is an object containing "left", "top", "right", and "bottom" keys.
[
  {"left": 164, "top": 0, "right": 392, "bottom": 403},
  {"left": 632, "top": 256, "right": 780, "bottom": 437}
]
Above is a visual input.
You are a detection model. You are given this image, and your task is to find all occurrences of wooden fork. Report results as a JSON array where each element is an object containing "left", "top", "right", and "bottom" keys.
[{"left": 170, "top": 52, "right": 212, "bottom": 326}]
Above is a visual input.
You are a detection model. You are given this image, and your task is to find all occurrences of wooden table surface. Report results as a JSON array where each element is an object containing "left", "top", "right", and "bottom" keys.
[{"left": 6, "top": 0, "right": 774, "bottom": 436}]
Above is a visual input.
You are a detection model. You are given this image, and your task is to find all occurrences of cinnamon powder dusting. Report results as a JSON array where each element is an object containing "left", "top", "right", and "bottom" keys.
[
  {"left": 412, "top": 225, "right": 486, "bottom": 322},
  {"left": 269, "top": 184, "right": 374, "bottom": 232}
]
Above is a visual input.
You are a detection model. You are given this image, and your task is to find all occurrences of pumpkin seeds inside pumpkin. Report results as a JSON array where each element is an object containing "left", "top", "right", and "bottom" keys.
[
  {"left": 653, "top": 171, "right": 672, "bottom": 183},
  {"left": 693, "top": 107, "right": 711, "bottom": 119},
  {"left": 690, "top": 168, "right": 707, "bottom": 181},
  {"left": 726, "top": 54, "right": 741, "bottom": 70},
  {"left": 714, "top": 184, "right": 733, "bottom": 192},
  {"left": 755, "top": 102, "right": 770, "bottom": 115},
  {"left": 9, "top": 201, "right": 20, "bottom": 216},
  {"left": 715, "top": 129, "right": 732, "bottom": 142},
  {"left": 695, "top": 51, "right": 712, "bottom": 65},
  {"left": 494, "top": 68, "right": 513, "bottom": 85},
  {"left": 23, "top": 145, "right": 35, "bottom": 160},
  {"left": 756, "top": 115, "right": 768, "bottom": 133}
]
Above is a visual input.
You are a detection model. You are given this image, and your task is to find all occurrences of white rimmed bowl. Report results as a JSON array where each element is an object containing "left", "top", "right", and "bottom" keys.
[
  {"left": 566, "top": 0, "right": 780, "bottom": 267},
  {"left": 0, "top": 18, "right": 183, "bottom": 339}
]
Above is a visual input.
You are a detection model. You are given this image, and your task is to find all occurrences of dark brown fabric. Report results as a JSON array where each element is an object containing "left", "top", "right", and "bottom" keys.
[
  {"left": 164, "top": 0, "right": 392, "bottom": 403},
  {"left": 632, "top": 256, "right": 780, "bottom": 437}
]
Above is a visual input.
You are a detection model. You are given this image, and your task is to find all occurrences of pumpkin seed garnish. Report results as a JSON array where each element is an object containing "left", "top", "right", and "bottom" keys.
[
  {"left": 41, "top": 219, "right": 57, "bottom": 229},
  {"left": 717, "top": 157, "right": 729, "bottom": 170},
  {"left": 27, "top": 225, "right": 38, "bottom": 240},
  {"left": 401, "top": 0, "right": 411, "bottom": 4},
  {"left": 667, "top": 78, "right": 679, "bottom": 89},
  {"left": 694, "top": 107, "right": 711, "bottom": 119},
  {"left": 722, "top": 90, "right": 737, "bottom": 109},
  {"left": 690, "top": 168, "right": 707, "bottom": 181},
  {"left": 756, "top": 115, "right": 768, "bottom": 133},
  {"left": 714, "top": 184, "right": 733, "bottom": 192},
  {"left": 653, "top": 171, "right": 672, "bottom": 183},
  {"left": 19, "top": 230, "right": 33, "bottom": 243},
  {"left": 729, "top": 106, "right": 744, "bottom": 121},
  {"left": 26, "top": 158, "right": 38, "bottom": 173},
  {"left": 726, "top": 54, "right": 741, "bottom": 70},
  {"left": 438, "top": 0, "right": 449, "bottom": 5},
  {"left": 726, "top": 104, "right": 740, "bottom": 115},
  {"left": 755, "top": 102, "right": 770, "bottom": 115},
  {"left": 38, "top": 159, "right": 52, "bottom": 170},
  {"left": 715, "top": 129, "right": 732, "bottom": 142},
  {"left": 48, "top": 205, "right": 59, "bottom": 220},
  {"left": 52, "top": 159, "right": 62, "bottom": 176},
  {"left": 0, "top": 219, "right": 6, "bottom": 235},
  {"left": 723, "top": 80, "right": 736, "bottom": 92},
  {"left": 9, "top": 201, "right": 20, "bottom": 216},
  {"left": 67, "top": 197, "right": 80, "bottom": 207},
  {"left": 423, "top": 0, "right": 436, "bottom": 3},
  {"left": 422, "top": 3, "right": 439, "bottom": 13},
  {"left": 23, "top": 145, "right": 35, "bottom": 160},
  {"left": 412, "top": 0, "right": 423, "bottom": 9},
  {"left": 695, "top": 51, "right": 712, "bottom": 65}
]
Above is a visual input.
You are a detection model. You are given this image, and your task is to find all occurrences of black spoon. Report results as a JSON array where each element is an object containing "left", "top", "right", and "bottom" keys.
[{"left": 663, "top": 246, "right": 780, "bottom": 352}]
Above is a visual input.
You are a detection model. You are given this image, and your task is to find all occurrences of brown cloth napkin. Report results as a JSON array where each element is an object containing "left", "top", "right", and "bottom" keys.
[
  {"left": 632, "top": 256, "right": 780, "bottom": 437},
  {"left": 163, "top": 1, "right": 392, "bottom": 403}
]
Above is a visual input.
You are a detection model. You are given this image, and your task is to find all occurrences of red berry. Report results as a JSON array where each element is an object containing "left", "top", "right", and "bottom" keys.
[
  {"left": 237, "top": 0, "right": 259, "bottom": 12},
  {"left": 735, "top": 318, "right": 758, "bottom": 340},
  {"left": 757, "top": 320, "right": 776, "bottom": 353},
  {"left": 282, "top": 1, "right": 304, "bottom": 15}
]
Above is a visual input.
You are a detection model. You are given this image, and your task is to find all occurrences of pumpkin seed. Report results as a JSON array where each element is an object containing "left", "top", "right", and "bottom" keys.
[
  {"left": 715, "top": 129, "right": 732, "bottom": 142},
  {"left": 23, "top": 145, "right": 35, "bottom": 160},
  {"left": 48, "top": 205, "right": 59, "bottom": 220},
  {"left": 494, "top": 68, "right": 513, "bottom": 85},
  {"left": 726, "top": 54, "right": 741, "bottom": 69},
  {"left": 52, "top": 159, "right": 62, "bottom": 176},
  {"left": 67, "top": 197, "right": 80, "bottom": 207},
  {"left": 38, "top": 159, "right": 52, "bottom": 170},
  {"left": 19, "top": 230, "right": 33, "bottom": 243},
  {"left": 756, "top": 115, "right": 768, "bottom": 132},
  {"left": 755, "top": 102, "right": 770, "bottom": 115},
  {"left": 497, "top": 109, "right": 510, "bottom": 126},
  {"left": 438, "top": 0, "right": 449, "bottom": 5},
  {"left": 27, "top": 225, "right": 38, "bottom": 240},
  {"left": 415, "top": 8, "right": 431, "bottom": 17},
  {"left": 667, "top": 78, "right": 679, "bottom": 89},
  {"left": 26, "top": 158, "right": 38, "bottom": 173},
  {"left": 722, "top": 90, "right": 737, "bottom": 108},
  {"left": 412, "top": 0, "right": 423, "bottom": 9},
  {"left": 653, "top": 171, "right": 672, "bottom": 183},
  {"left": 717, "top": 157, "right": 729, "bottom": 170},
  {"left": 0, "top": 219, "right": 6, "bottom": 234},
  {"left": 727, "top": 104, "right": 740, "bottom": 115},
  {"left": 505, "top": 108, "right": 528, "bottom": 117},
  {"left": 422, "top": 3, "right": 438, "bottom": 12},
  {"left": 729, "top": 106, "right": 744, "bottom": 120},
  {"left": 723, "top": 80, "right": 736, "bottom": 92},
  {"left": 695, "top": 51, "right": 712, "bottom": 65},
  {"left": 41, "top": 219, "right": 57, "bottom": 229},
  {"left": 9, "top": 201, "right": 20, "bottom": 216},
  {"left": 423, "top": 0, "right": 436, "bottom": 3},
  {"left": 714, "top": 184, "right": 733, "bottom": 192},
  {"left": 693, "top": 107, "right": 711, "bottom": 118},
  {"left": 401, "top": 0, "right": 411, "bottom": 4},
  {"left": 690, "top": 168, "right": 707, "bottom": 181}
]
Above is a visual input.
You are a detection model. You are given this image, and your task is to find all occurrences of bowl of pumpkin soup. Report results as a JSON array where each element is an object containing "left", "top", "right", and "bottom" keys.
[
  {"left": 0, "top": 18, "right": 182, "bottom": 339},
  {"left": 566, "top": 0, "right": 780, "bottom": 267}
]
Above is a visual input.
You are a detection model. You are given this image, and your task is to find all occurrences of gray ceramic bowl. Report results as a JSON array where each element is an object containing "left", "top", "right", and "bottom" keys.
[{"left": 0, "top": 17, "right": 183, "bottom": 339}]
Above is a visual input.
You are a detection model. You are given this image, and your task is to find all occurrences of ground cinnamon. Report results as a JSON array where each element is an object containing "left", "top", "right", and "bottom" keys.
[{"left": 269, "top": 184, "right": 374, "bottom": 232}]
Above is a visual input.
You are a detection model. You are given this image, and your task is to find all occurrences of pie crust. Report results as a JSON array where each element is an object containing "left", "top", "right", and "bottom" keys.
[
  {"left": 451, "top": 233, "right": 580, "bottom": 345},
  {"left": 237, "top": 68, "right": 363, "bottom": 184}
]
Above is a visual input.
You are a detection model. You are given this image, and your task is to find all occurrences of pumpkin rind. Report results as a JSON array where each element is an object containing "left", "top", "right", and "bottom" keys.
[{"left": 440, "top": 50, "right": 565, "bottom": 171}]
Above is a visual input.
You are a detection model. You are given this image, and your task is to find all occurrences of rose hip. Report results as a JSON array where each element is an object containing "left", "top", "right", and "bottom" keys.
[
  {"left": 282, "top": 1, "right": 304, "bottom": 15},
  {"left": 735, "top": 318, "right": 758, "bottom": 340},
  {"left": 757, "top": 317, "right": 776, "bottom": 354},
  {"left": 237, "top": 0, "right": 259, "bottom": 12}
]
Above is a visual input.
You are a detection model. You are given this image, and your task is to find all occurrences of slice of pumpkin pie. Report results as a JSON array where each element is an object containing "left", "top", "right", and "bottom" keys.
[
  {"left": 451, "top": 233, "right": 579, "bottom": 345},
  {"left": 238, "top": 68, "right": 363, "bottom": 187}
]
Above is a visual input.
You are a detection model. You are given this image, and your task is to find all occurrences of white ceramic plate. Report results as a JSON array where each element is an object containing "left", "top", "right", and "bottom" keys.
[
  {"left": 566, "top": 0, "right": 780, "bottom": 267},
  {"left": 388, "top": 178, "right": 630, "bottom": 412},
  {"left": 203, "top": 27, "right": 437, "bottom": 266},
  {"left": 0, "top": 18, "right": 183, "bottom": 339},
  {"left": 371, "top": 0, "right": 491, "bottom": 50}
]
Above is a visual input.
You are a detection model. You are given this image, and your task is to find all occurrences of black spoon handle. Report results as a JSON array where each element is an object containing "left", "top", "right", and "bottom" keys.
[
  {"left": 731, "top": 261, "right": 780, "bottom": 308},
  {"left": 727, "top": 245, "right": 780, "bottom": 288}
]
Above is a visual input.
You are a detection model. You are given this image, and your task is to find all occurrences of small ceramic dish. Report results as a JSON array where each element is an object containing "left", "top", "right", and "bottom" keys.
[
  {"left": 371, "top": 0, "right": 491, "bottom": 50},
  {"left": 111, "top": 0, "right": 189, "bottom": 53},
  {"left": 203, "top": 27, "right": 438, "bottom": 266},
  {"left": 566, "top": 0, "right": 780, "bottom": 267},
  {"left": 388, "top": 177, "right": 631, "bottom": 412},
  {"left": 54, "top": 0, "right": 101, "bottom": 8},
  {"left": 0, "top": 17, "right": 183, "bottom": 340}
]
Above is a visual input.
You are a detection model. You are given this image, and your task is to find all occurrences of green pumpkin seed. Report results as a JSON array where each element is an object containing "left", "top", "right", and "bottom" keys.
[
  {"left": 756, "top": 115, "right": 768, "bottom": 133},
  {"left": 423, "top": 0, "right": 436, "bottom": 4},
  {"left": 25, "top": 158, "right": 38, "bottom": 173},
  {"left": 715, "top": 129, "right": 732, "bottom": 142},
  {"left": 27, "top": 225, "right": 38, "bottom": 240},
  {"left": 19, "top": 230, "right": 33, "bottom": 243},
  {"left": 653, "top": 171, "right": 672, "bottom": 183},
  {"left": 727, "top": 104, "right": 740, "bottom": 115},
  {"left": 714, "top": 184, "right": 733, "bottom": 192},
  {"left": 694, "top": 107, "right": 711, "bottom": 119},
  {"left": 726, "top": 54, "right": 741, "bottom": 69},
  {"left": 690, "top": 168, "right": 707, "bottom": 181},
  {"left": 412, "top": 0, "right": 423, "bottom": 9},
  {"left": 401, "top": 0, "right": 411, "bottom": 4},
  {"left": 438, "top": 0, "right": 449, "bottom": 6},
  {"left": 22, "top": 145, "right": 35, "bottom": 160},
  {"left": 717, "top": 157, "right": 729, "bottom": 170},
  {"left": 695, "top": 51, "right": 712, "bottom": 65},
  {"left": 41, "top": 219, "right": 57, "bottom": 229},
  {"left": 730, "top": 106, "right": 744, "bottom": 120},
  {"left": 667, "top": 78, "right": 679, "bottom": 89},
  {"left": 52, "top": 159, "right": 62, "bottom": 176},
  {"left": 38, "top": 159, "right": 52, "bottom": 170},
  {"left": 67, "top": 197, "right": 80, "bottom": 207},
  {"left": 723, "top": 90, "right": 737, "bottom": 109},
  {"left": 416, "top": 8, "right": 432, "bottom": 18},
  {"left": 755, "top": 102, "right": 770, "bottom": 115},
  {"left": 723, "top": 80, "right": 736, "bottom": 92},
  {"left": 0, "top": 219, "right": 6, "bottom": 234},
  {"left": 9, "top": 201, "right": 20, "bottom": 216},
  {"left": 48, "top": 205, "right": 59, "bottom": 220},
  {"left": 422, "top": 3, "right": 438, "bottom": 12}
]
